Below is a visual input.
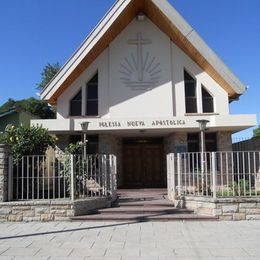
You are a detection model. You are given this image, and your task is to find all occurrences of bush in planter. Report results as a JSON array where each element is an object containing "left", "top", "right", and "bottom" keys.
[
  {"left": 2, "top": 125, "right": 55, "bottom": 159},
  {"left": 65, "top": 141, "right": 83, "bottom": 155}
]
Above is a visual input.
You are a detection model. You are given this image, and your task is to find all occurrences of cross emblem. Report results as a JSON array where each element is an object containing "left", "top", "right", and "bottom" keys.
[{"left": 128, "top": 32, "right": 151, "bottom": 81}]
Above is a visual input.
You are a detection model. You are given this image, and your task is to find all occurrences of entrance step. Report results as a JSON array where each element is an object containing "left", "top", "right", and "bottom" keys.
[{"left": 71, "top": 189, "right": 219, "bottom": 222}]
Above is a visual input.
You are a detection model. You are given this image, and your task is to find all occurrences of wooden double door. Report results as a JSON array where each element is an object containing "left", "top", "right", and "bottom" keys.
[{"left": 123, "top": 138, "right": 165, "bottom": 188}]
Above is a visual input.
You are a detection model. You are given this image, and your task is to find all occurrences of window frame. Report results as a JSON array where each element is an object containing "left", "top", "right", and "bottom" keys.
[
  {"left": 86, "top": 72, "right": 98, "bottom": 116},
  {"left": 184, "top": 70, "right": 197, "bottom": 114},
  {"left": 201, "top": 85, "right": 214, "bottom": 113},
  {"left": 69, "top": 88, "right": 82, "bottom": 116}
]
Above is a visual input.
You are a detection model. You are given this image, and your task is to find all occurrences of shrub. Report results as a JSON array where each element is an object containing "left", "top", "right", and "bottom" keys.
[
  {"left": 65, "top": 141, "right": 83, "bottom": 155},
  {"left": 2, "top": 125, "right": 55, "bottom": 159}
]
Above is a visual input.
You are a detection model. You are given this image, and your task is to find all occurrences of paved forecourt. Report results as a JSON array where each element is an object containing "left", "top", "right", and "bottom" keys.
[{"left": 0, "top": 221, "right": 260, "bottom": 259}]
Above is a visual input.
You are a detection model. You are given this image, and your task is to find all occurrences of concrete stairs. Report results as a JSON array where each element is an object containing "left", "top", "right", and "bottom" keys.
[{"left": 71, "top": 189, "right": 218, "bottom": 222}]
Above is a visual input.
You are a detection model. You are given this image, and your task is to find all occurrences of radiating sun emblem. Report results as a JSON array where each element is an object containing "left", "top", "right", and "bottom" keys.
[{"left": 119, "top": 32, "right": 161, "bottom": 90}]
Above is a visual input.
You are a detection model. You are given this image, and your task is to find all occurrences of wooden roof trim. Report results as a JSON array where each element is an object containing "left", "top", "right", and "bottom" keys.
[{"left": 44, "top": 0, "right": 246, "bottom": 105}]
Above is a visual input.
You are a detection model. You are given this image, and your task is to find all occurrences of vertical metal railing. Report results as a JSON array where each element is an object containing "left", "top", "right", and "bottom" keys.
[
  {"left": 167, "top": 151, "right": 260, "bottom": 199},
  {"left": 9, "top": 154, "right": 117, "bottom": 201}
]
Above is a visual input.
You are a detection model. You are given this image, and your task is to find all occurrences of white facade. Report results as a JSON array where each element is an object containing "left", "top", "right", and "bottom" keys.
[
  {"left": 33, "top": 18, "right": 255, "bottom": 134},
  {"left": 31, "top": 0, "right": 257, "bottom": 187}
]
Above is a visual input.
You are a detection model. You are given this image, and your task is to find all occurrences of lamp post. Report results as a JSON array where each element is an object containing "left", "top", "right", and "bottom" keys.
[
  {"left": 196, "top": 119, "right": 209, "bottom": 174},
  {"left": 80, "top": 122, "right": 90, "bottom": 159}
]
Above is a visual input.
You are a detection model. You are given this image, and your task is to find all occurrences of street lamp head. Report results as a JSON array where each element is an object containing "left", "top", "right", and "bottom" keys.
[
  {"left": 80, "top": 121, "right": 90, "bottom": 133},
  {"left": 196, "top": 119, "right": 209, "bottom": 131}
]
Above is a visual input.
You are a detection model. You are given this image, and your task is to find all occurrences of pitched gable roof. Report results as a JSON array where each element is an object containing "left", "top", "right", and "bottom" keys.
[{"left": 41, "top": 0, "right": 246, "bottom": 105}]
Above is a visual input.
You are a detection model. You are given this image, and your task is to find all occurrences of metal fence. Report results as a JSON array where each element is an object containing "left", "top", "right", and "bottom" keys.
[
  {"left": 167, "top": 151, "right": 260, "bottom": 199},
  {"left": 8, "top": 154, "right": 117, "bottom": 201}
]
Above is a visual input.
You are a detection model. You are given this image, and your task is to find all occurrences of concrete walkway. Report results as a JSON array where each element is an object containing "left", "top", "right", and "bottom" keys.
[{"left": 0, "top": 221, "right": 260, "bottom": 259}]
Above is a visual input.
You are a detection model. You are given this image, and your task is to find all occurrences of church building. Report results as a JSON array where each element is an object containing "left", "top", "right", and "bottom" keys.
[{"left": 32, "top": 0, "right": 256, "bottom": 188}]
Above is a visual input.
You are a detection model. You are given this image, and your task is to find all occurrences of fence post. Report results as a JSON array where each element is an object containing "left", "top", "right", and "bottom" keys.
[
  {"left": 110, "top": 155, "right": 117, "bottom": 198},
  {"left": 109, "top": 154, "right": 113, "bottom": 196},
  {"left": 70, "top": 154, "right": 74, "bottom": 201},
  {"left": 167, "top": 153, "right": 176, "bottom": 201},
  {"left": 177, "top": 153, "right": 181, "bottom": 196},
  {"left": 8, "top": 156, "right": 13, "bottom": 201},
  {"left": 212, "top": 152, "right": 217, "bottom": 199}
]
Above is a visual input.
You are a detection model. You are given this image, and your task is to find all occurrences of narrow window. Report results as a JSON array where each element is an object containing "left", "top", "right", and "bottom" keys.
[
  {"left": 87, "top": 135, "right": 99, "bottom": 154},
  {"left": 86, "top": 73, "right": 98, "bottom": 116},
  {"left": 205, "top": 132, "right": 217, "bottom": 151},
  {"left": 70, "top": 89, "right": 82, "bottom": 116},
  {"left": 202, "top": 86, "right": 214, "bottom": 113},
  {"left": 184, "top": 70, "right": 197, "bottom": 113},
  {"left": 187, "top": 133, "right": 200, "bottom": 153}
]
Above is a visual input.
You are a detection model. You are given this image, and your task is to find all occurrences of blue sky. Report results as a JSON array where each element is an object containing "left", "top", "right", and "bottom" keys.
[{"left": 0, "top": 0, "right": 259, "bottom": 137}]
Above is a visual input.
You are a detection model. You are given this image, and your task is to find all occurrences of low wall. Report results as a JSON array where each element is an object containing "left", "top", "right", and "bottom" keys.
[
  {"left": 0, "top": 197, "right": 112, "bottom": 222},
  {"left": 176, "top": 196, "right": 260, "bottom": 220}
]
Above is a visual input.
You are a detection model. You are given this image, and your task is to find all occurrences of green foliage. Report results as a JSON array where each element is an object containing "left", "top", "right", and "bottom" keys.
[
  {"left": 0, "top": 97, "right": 55, "bottom": 119},
  {"left": 253, "top": 126, "right": 260, "bottom": 137},
  {"left": 65, "top": 142, "right": 83, "bottom": 155},
  {"left": 232, "top": 179, "right": 250, "bottom": 196},
  {"left": 2, "top": 125, "right": 55, "bottom": 158},
  {"left": 36, "top": 62, "right": 61, "bottom": 90}
]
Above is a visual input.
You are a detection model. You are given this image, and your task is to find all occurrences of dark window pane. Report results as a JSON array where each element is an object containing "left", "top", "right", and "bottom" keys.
[
  {"left": 203, "top": 100, "right": 214, "bottom": 113},
  {"left": 87, "top": 100, "right": 98, "bottom": 116},
  {"left": 185, "top": 83, "right": 196, "bottom": 96},
  {"left": 185, "top": 98, "right": 197, "bottom": 113},
  {"left": 87, "top": 84, "right": 98, "bottom": 99},
  {"left": 202, "top": 87, "right": 211, "bottom": 97},
  {"left": 86, "top": 73, "right": 98, "bottom": 116},
  {"left": 205, "top": 132, "right": 217, "bottom": 151},
  {"left": 187, "top": 133, "right": 200, "bottom": 153},
  {"left": 87, "top": 135, "right": 99, "bottom": 154},
  {"left": 70, "top": 90, "right": 82, "bottom": 116},
  {"left": 70, "top": 101, "right": 81, "bottom": 116},
  {"left": 202, "top": 86, "right": 214, "bottom": 113},
  {"left": 184, "top": 70, "right": 197, "bottom": 113},
  {"left": 69, "top": 135, "right": 81, "bottom": 144},
  {"left": 88, "top": 73, "right": 98, "bottom": 84}
]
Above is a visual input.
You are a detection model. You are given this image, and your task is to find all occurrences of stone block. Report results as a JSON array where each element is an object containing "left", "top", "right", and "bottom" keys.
[
  {"left": 22, "top": 210, "right": 35, "bottom": 217},
  {"left": 50, "top": 210, "right": 67, "bottom": 216},
  {"left": 246, "top": 215, "right": 260, "bottom": 220},
  {"left": 12, "top": 206, "right": 31, "bottom": 211},
  {"left": 23, "top": 216, "right": 41, "bottom": 222},
  {"left": 240, "top": 203, "right": 257, "bottom": 208},
  {"left": 8, "top": 214, "right": 23, "bottom": 222},
  {"left": 219, "top": 215, "right": 233, "bottom": 221},
  {"left": 0, "top": 208, "right": 12, "bottom": 215},
  {"left": 197, "top": 207, "right": 214, "bottom": 216},
  {"left": 66, "top": 209, "right": 75, "bottom": 217},
  {"left": 34, "top": 207, "right": 49, "bottom": 215},
  {"left": 40, "top": 213, "right": 54, "bottom": 221},
  {"left": 50, "top": 205, "right": 71, "bottom": 210},
  {"left": 213, "top": 208, "right": 222, "bottom": 216},
  {"left": 222, "top": 205, "right": 238, "bottom": 213},
  {"left": 233, "top": 213, "right": 246, "bottom": 221},
  {"left": 54, "top": 216, "right": 70, "bottom": 221},
  {"left": 246, "top": 208, "right": 260, "bottom": 214}
]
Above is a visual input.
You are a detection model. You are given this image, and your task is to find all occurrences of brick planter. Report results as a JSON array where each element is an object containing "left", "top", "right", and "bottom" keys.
[
  {"left": 176, "top": 196, "right": 260, "bottom": 220},
  {"left": 0, "top": 197, "right": 113, "bottom": 222}
]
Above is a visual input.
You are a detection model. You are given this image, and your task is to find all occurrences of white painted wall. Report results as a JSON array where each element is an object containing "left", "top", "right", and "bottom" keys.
[
  {"left": 171, "top": 42, "right": 229, "bottom": 116},
  {"left": 57, "top": 49, "right": 110, "bottom": 119},
  {"left": 56, "top": 17, "right": 230, "bottom": 120}
]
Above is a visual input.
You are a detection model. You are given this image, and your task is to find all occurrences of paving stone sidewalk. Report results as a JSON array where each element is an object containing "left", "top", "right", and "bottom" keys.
[{"left": 0, "top": 221, "right": 260, "bottom": 259}]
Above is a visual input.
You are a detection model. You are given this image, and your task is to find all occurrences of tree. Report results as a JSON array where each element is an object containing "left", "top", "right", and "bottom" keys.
[
  {"left": 253, "top": 126, "right": 260, "bottom": 137},
  {"left": 2, "top": 125, "right": 55, "bottom": 159},
  {"left": 0, "top": 97, "right": 55, "bottom": 119},
  {"left": 36, "top": 62, "right": 61, "bottom": 90}
]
